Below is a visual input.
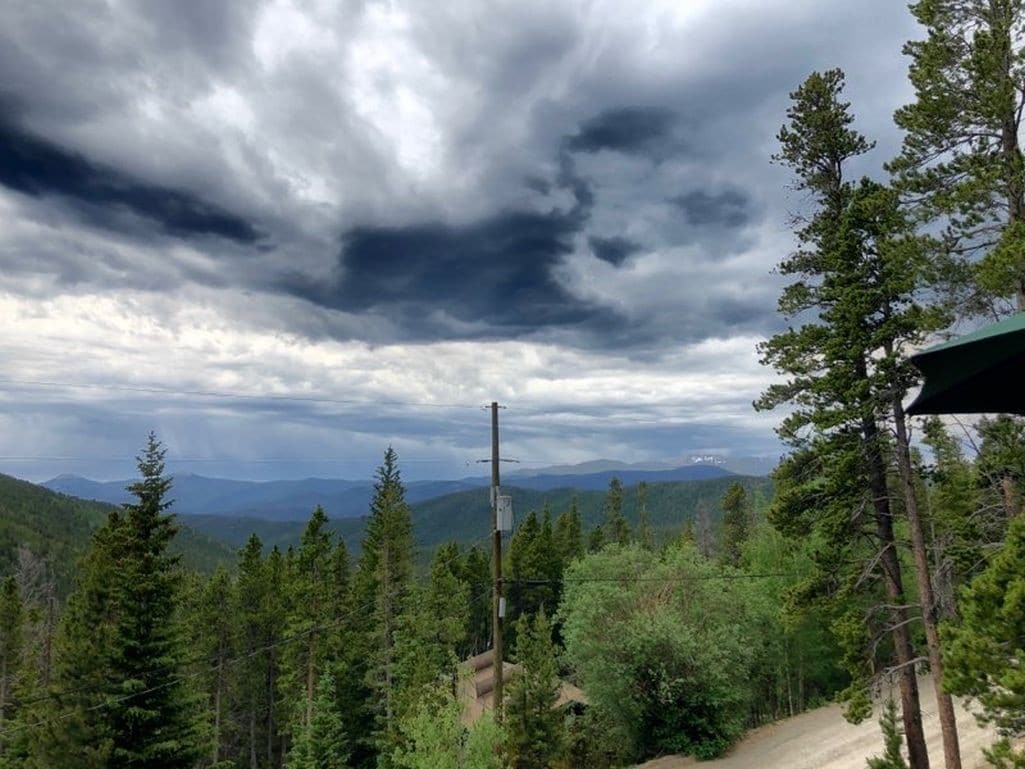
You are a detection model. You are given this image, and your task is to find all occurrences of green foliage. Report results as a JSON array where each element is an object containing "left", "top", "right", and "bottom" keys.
[
  {"left": 559, "top": 543, "right": 759, "bottom": 761},
  {"left": 392, "top": 681, "right": 505, "bottom": 769},
  {"left": 944, "top": 516, "right": 1025, "bottom": 750},
  {"left": 0, "top": 576, "right": 25, "bottom": 747},
  {"left": 0, "top": 474, "right": 231, "bottom": 594},
  {"left": 890, "top": 0, "right": 1025, "bottom": 310},
  {"left": 866, "top": 697, "right": 908, "bottom": 769},
  {"left": 355, "top": 448, "right": 415, "bottom": 764},
  {"left": 507, "top": 510, "right": 562, "bottom": 642},
  {"left": 504, "top": 611, "right": 563, "bottom": 769},
  {"left": 601, "top": 479, "right": 630, "bottom": 547},
  {"left": 38, "top": 433, "right": 206, "bottom": 768},
  {"left": 719, "top": 482, "right": 751, "bottom": 567},
  {"left": 758, "top": 71, "right": 945, "bottom": 750},
  {"left": 287, "top": 673, "right": 352, "bottom": 769},
  {"left": 393, "top": 545, "right": 469, "bottom": 728}
]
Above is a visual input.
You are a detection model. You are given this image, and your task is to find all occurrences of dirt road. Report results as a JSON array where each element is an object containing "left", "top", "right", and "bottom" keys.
[{"left": 635, "top": 678, "right": 996, "bottom": 769}]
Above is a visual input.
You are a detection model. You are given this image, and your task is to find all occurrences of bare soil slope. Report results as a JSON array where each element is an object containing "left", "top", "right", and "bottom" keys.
[{"left": 635, "top": 678, "right": 996, "bottom": 769}]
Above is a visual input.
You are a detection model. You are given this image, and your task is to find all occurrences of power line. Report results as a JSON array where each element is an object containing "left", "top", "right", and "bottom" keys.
[{"left": 508, "top": 572, "right": 798, "bottom": 584}]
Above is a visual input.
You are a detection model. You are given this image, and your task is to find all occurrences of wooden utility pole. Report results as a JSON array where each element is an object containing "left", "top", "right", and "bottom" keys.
[{"left": 490, "top": 401, "right": 504, "bottom": 721}]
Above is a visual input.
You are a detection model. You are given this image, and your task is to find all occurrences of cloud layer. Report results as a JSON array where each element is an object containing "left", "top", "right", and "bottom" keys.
[{"left": 0, "top": 0, "right": 921, "bottom": 481}]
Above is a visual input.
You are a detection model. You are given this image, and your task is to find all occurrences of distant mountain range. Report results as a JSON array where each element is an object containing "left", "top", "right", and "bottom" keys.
[
  {"left": 42, "top": 460, "right": 757, "bottom": 521},
  {"left": 181, "top": 473, "right": 775, "bottom": 556}
]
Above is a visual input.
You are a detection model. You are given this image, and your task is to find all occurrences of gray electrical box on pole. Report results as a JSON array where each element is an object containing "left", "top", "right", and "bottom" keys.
[{"left": 496, "top": 495, "right": 513, "bottom": 532}]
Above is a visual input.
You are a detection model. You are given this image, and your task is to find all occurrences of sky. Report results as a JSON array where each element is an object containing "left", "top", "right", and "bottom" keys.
[{"left": 0, "top": 0, "right": 924, "bottom": 482}]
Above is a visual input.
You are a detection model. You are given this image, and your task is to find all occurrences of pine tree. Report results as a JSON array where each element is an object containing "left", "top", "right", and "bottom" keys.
[
  {"left": 459, "top": 547, "right": 492, "bottom": 657},
  {"left": 719, "top": 483, "right": 751, "bottom": 567},
  {"left": 282, "top": 506, "right": 337, "bottom": 737},
  {"left": 392, "top": 544, "right": 468, "bottom": 729},
  {"left": 889, "top": 0, "right": 1025, "bottom": 310},
  {"left": 504, "top": 610, "right": 563, "bottom": 769},
  {"left": 866, "top": 697, "right": 909, "bottom": 769},
  {"left": 355, "top": 448, "right": 414, "bottom": 765},
  {"left": 636, "top": 482, "right": 653, "bottom": 551},
  {"left": 944, "top": 515, "right": 1025, "bottom": 768},
  {"left": 0, "top": 576, "right": 24, "bottom": 752},
  {"left": 602, "top": 479, "right": 630, "bottom": 546},
  {"left": 192, "top": 566, "right": 237, "bottom": 766},
  {"left": 287, "top": 673, "right": 352, "bottom": 769},
  {"left": 554, "top": 502, "right": 583, "bottom": 565},
  {"left": 40, "top": 433, "right": 206, "bottom": 769},
  {"left": 757, "top": 70, "right": 931, "bottom": 769},
  {"left": 236, "top": 534, "right": 273, "bottom": 769}
]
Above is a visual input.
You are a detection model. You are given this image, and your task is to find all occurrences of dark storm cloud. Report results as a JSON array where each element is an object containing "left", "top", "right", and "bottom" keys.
[
  {"left": 588, "top": 236, "right": 640, "bottom": 265},
  {"left": 0, "top": 117, "right": 263, "bottom": 244},
  {"left": 279, "top": 209, "right": 613, "bottom": 336},
  {"left": 672, "top": 189, "right": 753, "bottom": 229},
  {"left": 564, "top": 107, "right": 678, "bottom": 157}
]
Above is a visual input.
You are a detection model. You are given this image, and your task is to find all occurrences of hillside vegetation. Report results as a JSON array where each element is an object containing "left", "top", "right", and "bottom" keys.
[
  {"left": 179, "top": 474, "right": 773, "bottom": 554},
  {"left": 0, "top": 472, "right": 235, "bottom": 588}
]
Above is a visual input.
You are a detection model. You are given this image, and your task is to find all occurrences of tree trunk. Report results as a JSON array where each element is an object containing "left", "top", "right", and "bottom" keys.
[
  {"left": 249, "top": 707, "right": 258, "bottom": 769},
  {"left": 267, "top": 661, "right": 276, "bottom": 768},
  {"left": 893, "top": 402, "right": 963, "bottom": 769},
  {"left": 213, "top": 657, "right": 223, "bottom": 765},
  {"left": 863, "top": 416, "right": 931, "bottom": 769},
  {"left": 306, "top": 632, "right": 317, "bottom": 728}
]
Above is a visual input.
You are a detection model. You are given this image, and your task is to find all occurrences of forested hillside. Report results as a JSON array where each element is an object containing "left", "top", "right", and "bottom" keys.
[
  {"left": 0, "top": 472, "right": 236, "bottom": 588},
  {"left": 180, "top": 474, "right": 773, "bottom": 553}
]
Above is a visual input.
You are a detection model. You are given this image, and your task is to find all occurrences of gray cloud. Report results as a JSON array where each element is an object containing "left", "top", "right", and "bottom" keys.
[{"left": 0, "top": 0, "right": 923, "bottom": 478}]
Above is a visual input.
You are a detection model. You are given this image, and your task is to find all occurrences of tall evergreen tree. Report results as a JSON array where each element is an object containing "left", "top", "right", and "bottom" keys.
[
  {"left": 392, "top": 544, "right": 468, "bottom": 730},
  {"left": 756, "top": 70, "right": 932, "bottom": 769},
  {"left": 889, "top": 0, "right": 1025, "bottom": 310},
  {"left": 192, "top": 566, "right": 237, "bottom": 766},
  {"left": 286, "top": 673, "right": 351, "bottom": 769},
  {"left": 944, "top": 515, "right": 1025, "bottom": 769},
  {"left": 41, "top": 433, "right": 206, "bottom": 769},
  {"left": 719, "top": 483, "right": 751, "bottom": 568},
  {"left": 282, "top": 507, "right": 337, "bottom": 737},
  {"left": 602, "top": 479, "right": 630, "bottom": 547},
  {"left": 459, "top": 547, "right": 492, "bottom": 658},
  {"left": 235, "top": 535, "right": 275, "bottom": 769},
  {"left": 554, "top": 502, "right": 584, "bottom": 565},
  {"left": 0, "top": 576, "right": 24, "bottom": 753},
  {"left": 636, "top": 482, "right": 653, "bottom": 551},
  {"left": 355, "top": 448, "right": 414, "bottom": 766},
  {"left": 504, "top": 610, "right": 563, "bottom": 769}
]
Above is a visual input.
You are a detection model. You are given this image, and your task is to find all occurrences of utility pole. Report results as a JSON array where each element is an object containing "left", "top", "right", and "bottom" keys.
[{"left": 490, "top": 401, "right": 504, "bottom": 721}]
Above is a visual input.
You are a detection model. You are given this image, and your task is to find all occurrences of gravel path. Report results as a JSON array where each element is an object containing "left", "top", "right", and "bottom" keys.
[{"left": 634, "top": 678, "right": 997, "bottom": 769}]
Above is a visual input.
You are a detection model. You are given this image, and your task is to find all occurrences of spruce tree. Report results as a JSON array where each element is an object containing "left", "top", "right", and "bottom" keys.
[
  {"left": 42, "top": 433, "right": 206, "bottom": 769},
  {"left": 191, "top": 566, "right": 236, "bottom": 766},
  {"left": 602, "top": 479, "right": 630, "bottom": 546},
  {"left": 504, "top": 610, "right": 562, "bottom": 769},
  {"left": 944, "top": 515, "right": 1025, "bottom": 768},
  {"left": 282, "top": 506, "right": 337, "bottom": 736},
  {"left": 554, "top": 502, "right": 583, "bottom": 564},
  {"left": 866, "top": 697, "right": 909, "bottom": 769},
  {"left": 355, "top": 448, "right": 414, "bottom": 765},
  {"left": 392, "top": 544, "right": 468, "bottom": 729},
  {"left": 459, "top": 547, "right": 492, "bottom": 657},
  {"left": 236, "top": 534, "right": 274, "bottom": 769},
  {"left": 0, "top": 576, "right": 24, "bottom": 752},
  {"left": 757, "top": 70, "right": 931, "bottom": 769},
  {"left": 636, "top": 482, "right": 653, "bottom": 551},
  {"left": 287, "top": 673, "right": 351, "bottom": 769},
  {"left": 719, "top": 483, "right": 751, "bottom": 567}
]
